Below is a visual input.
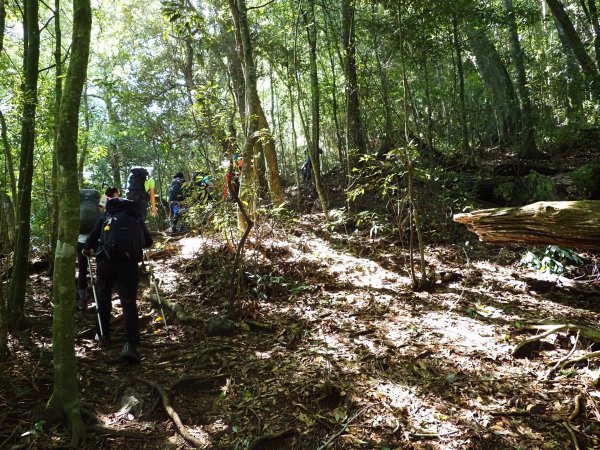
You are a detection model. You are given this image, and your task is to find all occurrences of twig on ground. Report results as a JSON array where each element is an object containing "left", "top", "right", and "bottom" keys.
[
  {"left": 135, "top": 377, "right": 210, "bottom": 448},
  {"left": 558, "top": 350, "right": 600, "bottom": 370},
  {"left": 562, "top": 421, "right": 580, "bottom": 450},
  {"left": 568, "top": 393, "right": 583, "bottom": 422},
  {"left": 546, "top": 331, "right": 580, "bottom": 379},
  {"left": 316, "top": 405, "right": 372, "bottom": 450},
  {"left": 512, "top": 325, "right": 568, "bottom": 356},
  {"left": 410, "top": 429, "right": 460, "bottom": 438}
]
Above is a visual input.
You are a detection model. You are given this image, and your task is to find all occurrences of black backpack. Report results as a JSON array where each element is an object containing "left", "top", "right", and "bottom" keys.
[
  {"left": 168, "top": 177, "right": 185, "bottom": 202},
  {"left": 79, "top": 189, "right": 101, "bottom": 234},
  {"left": 125, "top": 167, "right": 149, "bottom": 211},
  {"left": 100, "top": 198, "right": 146, "bottom": 261}
]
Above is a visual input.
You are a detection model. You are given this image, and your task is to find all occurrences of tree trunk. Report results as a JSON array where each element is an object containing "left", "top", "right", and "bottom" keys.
[
  {"left": 452, "top": 17, "right": 470, "bottom": 156},
  {"left": 77, "top": 88, "right": 90, "bottom": 187},
  {"left": 465, "top": 21, "right": 520, "bottom": 147},
  {"left": 546, "top": 0, "right": 600, "bottom": 100},
  {"left": 8, "top": 0, "right": 40, "bottom": 327},
  {"left": 50, "top": 0, "right": 63, "bottom": 273},
  {"left": 553, "top": 17, "right": 586, "bottom": 120},
  {"left": 586, "top": 0, "right": 600, "bottom": 71},
  {"left": 503, "top": 0, "right": 539, "bottom": 159},
  {"left": 45, "top": 0, "right": 91, "bottom": 445},
  {"left": 341, "top": 0, "right": 366, "bottom": 167},
  {"left": 453, "top": 201, "right": 600, "bottom": 250},
  {"left": 0, "top": 0, "right": 6, "bottom": 360},
  {"left": 304, "top": 3, "right": 329, "bottom": 220}
]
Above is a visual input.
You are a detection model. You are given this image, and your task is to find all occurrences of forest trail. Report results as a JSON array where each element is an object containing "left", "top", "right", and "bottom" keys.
[{"left": 4, "top": 216, "right": 600, "bottom": 449}]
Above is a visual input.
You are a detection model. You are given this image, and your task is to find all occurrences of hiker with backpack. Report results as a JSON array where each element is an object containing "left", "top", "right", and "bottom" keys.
[
  {"left": 167, "top": 172, "right": 186, "bottom": 233},
  {"left": 125, "top": 166, "right": 157, "bottom": 221},
  {"left": 77, "top": 188, "right": 103, "bottom": 311},
  {"left": 83, "top": 196, "right": 153, "bottom": 363}
]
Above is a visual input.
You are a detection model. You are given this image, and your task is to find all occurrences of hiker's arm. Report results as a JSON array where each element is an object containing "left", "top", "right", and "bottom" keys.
[
  {"left": 149, "top": 186, "right": 157, "bottom": 217},
  {"left": 84, "top": 216, "right": 103, "bottom": 251}
]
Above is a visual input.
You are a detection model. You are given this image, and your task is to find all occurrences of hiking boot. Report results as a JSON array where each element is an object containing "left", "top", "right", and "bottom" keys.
[{"left": 122, "top": 342, "right": 140, "bottom": 363}]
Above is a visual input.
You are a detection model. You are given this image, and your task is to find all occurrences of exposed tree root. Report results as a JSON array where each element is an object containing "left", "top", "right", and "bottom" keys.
[
  {"left": 135, "top": 376, "right": 210, "bottom": 448},
  {"left": 513, "top": 323, "right": 600, "bottom": 357},
  {"left": 145, "top": 291, "right": 202, "bottom": 323}
]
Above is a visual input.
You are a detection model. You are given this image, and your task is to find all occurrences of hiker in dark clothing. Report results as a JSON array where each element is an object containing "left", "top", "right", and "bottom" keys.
[
  {"left": 168, "top": 172, "right": 186, "bottom": 232},
  {"left": 300, "top": 155, "right": 312, "bottom": 181},
  {"left": 83, "top": 197, "right": 153, "bottom": 363},
  {"left": 77, "top": 187, "right": 120, "bottom": 311}
]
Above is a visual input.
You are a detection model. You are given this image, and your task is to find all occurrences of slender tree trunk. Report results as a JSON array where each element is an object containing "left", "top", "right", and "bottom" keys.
[
  {"left": 341, "top": 0, "right": 366, "bottom": 167},
  {"left": 452, "top": 17, "right": 470, "bottom": 156},
  {"left": 554, "top": 17, "right": 585, "bottom": 119},
  {"left": 45, "top": 0, "right": 91, "bottom": 445},
  {"left": 0, "top": 112, "right": 16, "bottom": 218},
  {"left": 8, "top": 0, "right": 40, "bottom": 327},
  {"left": 587, "top": 0, "right": 600, "bottom": 71},
  {"left": 0, "top": 0, "right": 6, "bottom": 362},
  {"left": 50, "top": 0, "right": 63, "bottom": 272},
  {"left": 503, "top": 0, "right": 539, "bottom": 159},
  {"left": 77, "top": 88, "right": 89, "bottom": 187},
  {"left": 546, "top": 0, "right": 600, "bottom": 100},
  {"left": 230, "top": 0, "right": 283, "bottom": 207},
  {"left": 304, "top": 3, "right": 329, "bottom": 220}
]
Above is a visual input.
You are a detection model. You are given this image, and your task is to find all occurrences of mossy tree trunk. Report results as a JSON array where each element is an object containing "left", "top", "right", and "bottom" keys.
[{"left": 45, "top": 0, "right": 91, "bottom": 445}]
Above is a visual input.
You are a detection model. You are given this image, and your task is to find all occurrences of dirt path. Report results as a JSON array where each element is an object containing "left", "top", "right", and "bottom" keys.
[{"left": 2, "top": 216, "right": 600, "bottom": 449}]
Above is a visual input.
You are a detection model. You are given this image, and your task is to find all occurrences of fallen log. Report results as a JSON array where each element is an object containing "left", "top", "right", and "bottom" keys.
[{"left": 453, "top": 201, "right": 600, "bottom": 250}]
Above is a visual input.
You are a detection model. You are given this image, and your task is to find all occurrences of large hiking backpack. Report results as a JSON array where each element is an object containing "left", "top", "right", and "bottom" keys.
[
  {"left": 168, "top": 177, "right": 185, "bottom": 202},
  {"left": 125, "top": 167, "right": 149, "bottom": 213},
  {"left": 100, "top": 198, "right": 145, "bottom": 261},
  {"left": 80, "top": 189, "right": 101, "bottom": 234}
]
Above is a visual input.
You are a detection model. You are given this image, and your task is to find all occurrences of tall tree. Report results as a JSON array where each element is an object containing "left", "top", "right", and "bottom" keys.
[
  {"left": 0, "top": 0, "right": 7, "bottom": 362},
  {"left": 50, "top": 0, "right": 64, "bottom": 271},
  {"left": 546, "top": 0, "right": 600, "bottom": 100},
  {"left": 303, "top": 2, "right": 329, "bottom": 220},
  {"left": 341, "top": 0, "right": 366, "bottom": 166},
  {"left": 8, "top": 0, "right": 41, "bottom": 327},
  {"left": 503, "top": 0, "right": 539, "bottom": 158},
  {"left": 229, "top": 0, "right": 285, "bottom": 212},
  {"left": 45, "top": 0, "right": 91, "bottom": 444},
  {"left": 465, "top": 20, "right": 520, "bottom": 146}
]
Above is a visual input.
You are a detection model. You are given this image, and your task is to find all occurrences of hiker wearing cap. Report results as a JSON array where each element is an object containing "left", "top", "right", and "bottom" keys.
[
  {"left": 83, "top": 195, "right": 152, "bottom": 363},
  {"left": 167, "top": 172, "right": 186, "bottom": 232}
]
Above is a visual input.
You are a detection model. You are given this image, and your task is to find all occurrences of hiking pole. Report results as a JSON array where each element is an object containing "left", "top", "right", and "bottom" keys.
[
  {"left": 87, "top": 255, "right": 104, "bottom": 339},
  {"left": 144, "top": 252, "right": 168, "bottom": 331}
]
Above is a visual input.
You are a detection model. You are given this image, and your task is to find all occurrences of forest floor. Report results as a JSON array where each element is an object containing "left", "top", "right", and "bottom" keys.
[{"left": 2, "top": 212, "right": 600, "bottom": 450}]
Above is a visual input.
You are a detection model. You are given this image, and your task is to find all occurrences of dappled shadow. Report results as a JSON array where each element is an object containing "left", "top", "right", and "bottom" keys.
[{"left": 3, "top": 216, "right": 600, "bottom": 449}]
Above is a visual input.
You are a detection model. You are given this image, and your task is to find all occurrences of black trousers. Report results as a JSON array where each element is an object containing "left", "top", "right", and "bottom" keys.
[
  {"left": 77, "top": 242, "right": 88, "bottom": 290},
  {"left": 95, "top": 253, "right": 140, "bottom": 344}
]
